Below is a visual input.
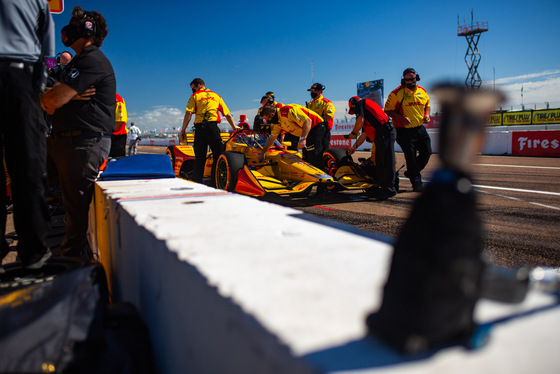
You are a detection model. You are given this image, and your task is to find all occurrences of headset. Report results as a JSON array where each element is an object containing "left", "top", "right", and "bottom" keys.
[
  {"left": 61, "top": 11, "right": 96, "bottom": 46},
  {"left": 80, "top": 12, "right": 96, "bottom": 38},
  {"left": 401, "top": 68, "right": 421, "bottom": 86}
]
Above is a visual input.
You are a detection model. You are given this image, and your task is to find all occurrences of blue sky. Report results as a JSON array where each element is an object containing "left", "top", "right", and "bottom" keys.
[{"left": 51, "top": 0, "right": 560, "bottom": 131}]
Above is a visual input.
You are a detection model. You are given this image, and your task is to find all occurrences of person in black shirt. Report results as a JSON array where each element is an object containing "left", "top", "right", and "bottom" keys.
[{"left": 41, "top": 6, "right": 116, "bottom": 258}]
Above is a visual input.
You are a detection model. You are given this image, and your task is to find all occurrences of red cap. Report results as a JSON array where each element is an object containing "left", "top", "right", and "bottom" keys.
[
  {"left": 240, "top": 114, "right": 246, "bottom": 122},
  {"left": 348, "top": 96, "right": 360, "bottom": 115}
]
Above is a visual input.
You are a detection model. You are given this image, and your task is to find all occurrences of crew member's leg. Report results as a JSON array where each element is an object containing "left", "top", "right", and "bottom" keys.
[
  {"left": 132, "top": 139, "right": 139, "bottom": 155},
  {"left": 206, "top": 122, "right": 224, "bottom": 187},
  {"left": 396, "top": 127, "right": 422, "bottom": 191},
  {"left": 0, "top": 140, "right": 9, "bottom": 265},
  {"left": 374, "top": 126, "right": 397, "bottom": 197},
  {"left": 412, "top": 125, "right": 432, "bottom": 176},
  {"left": 302, "top": 123, "right": 326, "bottom": 168},
  {"left": 2, "top": 66, "right": 50, "bottom": 265},
  {"left": 284, "top": 133, "right": 299, "bottom": 151},
  {"left": 52, "top": 136, "right": 110, "bottom": 257},
  {"left": 192, "top": 125, "right": 208, "bottom": 183},
  {"left": 322, "top": 126, "right": 332, "bottom": 152}
]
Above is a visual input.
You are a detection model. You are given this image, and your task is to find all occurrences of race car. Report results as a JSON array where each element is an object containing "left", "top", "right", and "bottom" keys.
[{"left": 166, "top": 129, "right": 377, "bottom": 197}]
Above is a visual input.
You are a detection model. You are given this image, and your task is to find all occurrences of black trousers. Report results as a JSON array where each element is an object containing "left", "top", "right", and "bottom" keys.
[
  {"left": 0, "top": 62, "right": 49, "bottom": 259},
  {"left": 283, "top": 132, "right": 299, "bottom": 151},
  {"left": 396, "top": 125, "right": 432, "bottom": 182},
  {"left": 193, "top": 122, "right": 223, "bottom": 185},
  {"left": 374, "top": 125, "right": 397, "bottom": 193},
  {"left": 49, "top": 135, "right": 110, "bottom": 256},
  {"left": 322, "top": 126, "right": 332, "bottom": 152},
  {"left": 302, "top": 122, "right": 326, "bottom": 169}
]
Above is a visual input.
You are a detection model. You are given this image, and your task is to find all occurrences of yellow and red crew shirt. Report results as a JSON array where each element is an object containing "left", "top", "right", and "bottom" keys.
[
  {"left": 306, "top": 95, "right": 335, "bottom": 130},
  {"left": 384, "top": 85, "right": 430, "bottom": 128},
  {"left": 271, "top": 104, "right": 324, "bottom": 138},
  {"left": 113, "top": 93, "right": 128, "bottom": 135},
  {"left": 186, "top": 88, "right": 230, "bottom": 124}
]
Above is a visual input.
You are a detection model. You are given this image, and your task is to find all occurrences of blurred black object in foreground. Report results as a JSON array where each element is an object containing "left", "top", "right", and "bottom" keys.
[{"left": 366, "top": 84, "right": 505, "bottom": 354}]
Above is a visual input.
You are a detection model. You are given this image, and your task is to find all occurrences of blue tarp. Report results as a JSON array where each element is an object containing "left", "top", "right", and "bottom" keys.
[{"left": 99, "top": 154, "right": 175, "bottom": 181}]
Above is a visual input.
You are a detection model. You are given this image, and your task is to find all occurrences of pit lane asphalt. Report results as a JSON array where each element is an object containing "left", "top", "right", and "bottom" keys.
[{"left": 137, "top": 145, "right": 560, "bottom": 269}]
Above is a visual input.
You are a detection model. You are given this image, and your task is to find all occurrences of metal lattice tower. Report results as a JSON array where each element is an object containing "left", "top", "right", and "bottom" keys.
[{"left": 458, "top": 14, "right": 488, "bottom": 90}]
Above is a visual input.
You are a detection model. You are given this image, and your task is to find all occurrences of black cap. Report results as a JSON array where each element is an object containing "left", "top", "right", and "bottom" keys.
[
  {"left": 403, "top": 68, "right": 416, "bottom": 76},
  {"left": 307, "top": 83, "right": 325, "bottom": 91}
]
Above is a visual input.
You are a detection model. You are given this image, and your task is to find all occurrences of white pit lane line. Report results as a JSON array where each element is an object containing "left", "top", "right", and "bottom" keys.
[
  {"left": 473, "top": 163, "right": 560, "bottom": 210},
  {"left": 474, "top": 163, "right": 560, "bottom": 171},
  {"left": 399, "top": 163, "right": 560, "bottom": 210},
  {"left": 474, "top": 185, "right": 560, "bottom": 211}
]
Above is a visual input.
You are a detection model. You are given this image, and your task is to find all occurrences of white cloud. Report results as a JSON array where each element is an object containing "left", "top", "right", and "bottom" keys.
[
  {"left": 482, "top": 70, "right": 560, "bottom": 111},
  {"left": 493, "top": 70, "right": 560, "bottom": 85},
  {"left": 129, "top": 105, "right": 184, "bottom": 132}
]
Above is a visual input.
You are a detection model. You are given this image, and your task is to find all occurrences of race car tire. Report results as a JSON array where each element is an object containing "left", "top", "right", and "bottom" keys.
[
  {"left": 323, "top": 148, "right": 351, "bottom": 176},
  {"left": 165, "top": 146, "right": 175, "bottom": 167},
  {"left": 215, "top": 151, "right": 245, "bottom": 192}
]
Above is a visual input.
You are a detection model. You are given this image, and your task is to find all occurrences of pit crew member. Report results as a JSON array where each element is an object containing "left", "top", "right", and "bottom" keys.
[
  {"left": 258, "top": 104, "right": 326, "bottom": 168},
  {"left": 306, "top": 83, "right": 335, "bottom": 151},
  {"left": 180, "top": 78, "right": 238, "bottom": 185},
  {"left": 254, "top": 93, "right": 283, "bottom": 133},
  {"left": 384, "top": 67, "right": 431, "bottom": 192},
  {"left": 348, "top": 96, "right": 396, "bottom": 200}
]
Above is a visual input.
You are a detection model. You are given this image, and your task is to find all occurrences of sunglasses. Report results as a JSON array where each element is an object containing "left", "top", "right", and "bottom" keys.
[{"left": 404, "top": 77, "right": 416, "bottom": 82}]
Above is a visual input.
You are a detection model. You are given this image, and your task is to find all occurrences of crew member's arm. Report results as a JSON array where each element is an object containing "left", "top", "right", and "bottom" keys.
[
  {"left": 40, "top": 82, "right": 79, "bottom": 114},
  {"left": 347, "top": 115, "right": 364, "bottom": 139},
  {"left": 384, "top": 92, "right": 410, "bottom": 126},
  {"left": 181, "top": 111, "right": 193, "bottom": 132},
  {"left": 225, "top": 113, "right": 239, "bottom": 131},
  {"left": 72, "top": 86, "right": 96, "bottom": 101},
  {"left": 423, "top": 106, "right": 431, "bottom": 124},
  {"left": 324, "top": 101, "right": 335, "bottom": 122},
  {"left": 385, "top": 110, "right": 411, "bottom": 126},
  {"left": 348, "top": 132, "right": 368, "bottom": 155},
  {"left": 298, "top": 118, "right": 312, "bottom": 149},
  {"left": 258, "top": 133, "right": 279, "bottom": 162},
  {"left": 179, "top": 111, "right": 193, "bottom": 144}
]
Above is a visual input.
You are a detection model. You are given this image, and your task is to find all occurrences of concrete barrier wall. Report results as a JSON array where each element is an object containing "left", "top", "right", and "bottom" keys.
[{"left": 92, "top": 176, "right": 560, "bottom": 374}]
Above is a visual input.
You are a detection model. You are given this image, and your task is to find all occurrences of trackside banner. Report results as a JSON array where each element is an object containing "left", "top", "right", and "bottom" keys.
[
  {"left": 488, "top": 113, "right": 502, "bottom": 126},
  {"left": 533, "top": 109, "right": 560, "bottom": 124},
  {"left": 332, "top": 122, "right": 354, "bottom": 133},
  {"left": 512, "top": 130, "right": 560, "bottom": 157},
  {"left": 329, "top": 135, "right": 351, "bottom": 150},
  {"left": 503, "top": 112, "right": 532, "bottom": 125}
]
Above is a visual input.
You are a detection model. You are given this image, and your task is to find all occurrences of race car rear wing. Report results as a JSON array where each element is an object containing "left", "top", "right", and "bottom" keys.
[{"left": 178, "top": 132, "right": 232, "bottom": 146}]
